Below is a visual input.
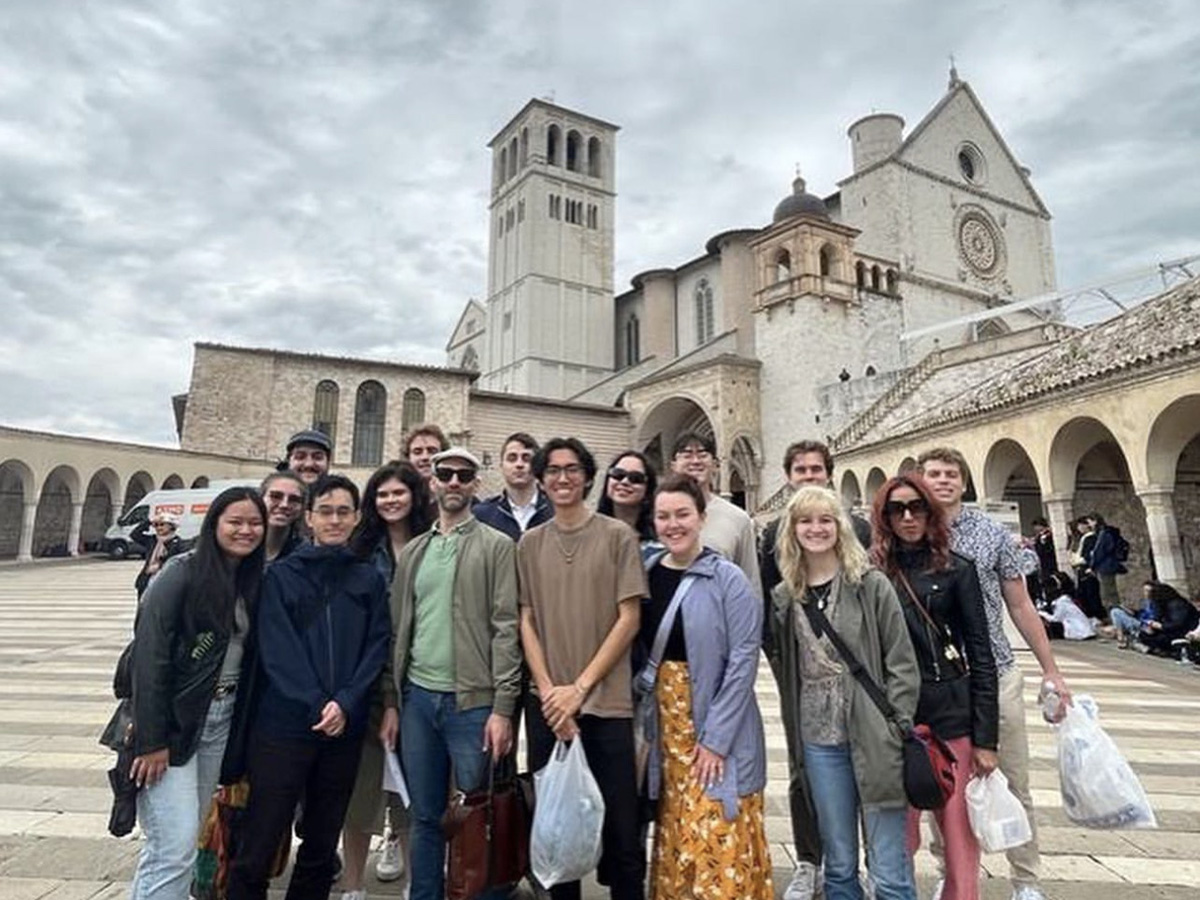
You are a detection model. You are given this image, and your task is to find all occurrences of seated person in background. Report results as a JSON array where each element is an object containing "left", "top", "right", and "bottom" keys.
[
  {"left": 1037, "top": 572, "right": 1096, "bottom": 641},
  {"left": 1173, "top": 605, "right": 1200, "bottom": 665},
  {"left": 1108, "top": 581, "right": 1159, "bottom": 648},
  {"left": 1136, "top": 583, "right": 1200, "bottom": 657}
]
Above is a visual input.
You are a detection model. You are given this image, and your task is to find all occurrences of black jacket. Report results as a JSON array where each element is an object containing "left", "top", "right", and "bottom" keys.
[
  {"left": 890, "top": 547, "right": 999, "bottom": 750},
  {"left": 132, "top": 553, "right": 239, "bottom": 762},
  {"left": 474, "top": 488, "right": 553, "bottom": 543}
]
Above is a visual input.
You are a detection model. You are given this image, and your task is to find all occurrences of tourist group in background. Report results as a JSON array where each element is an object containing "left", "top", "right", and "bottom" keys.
[{"left": 126, "top": 414, "right": 1165, "bottom": 900}]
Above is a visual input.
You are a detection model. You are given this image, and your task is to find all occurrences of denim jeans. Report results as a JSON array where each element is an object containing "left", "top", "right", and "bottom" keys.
[
  {"left": 1110, "top": 607, "right": 1141, "bottom": 636},
  {"left": 130, "top": 693, "right": 235, "bottom": 900},
  {"left": 400, "top": 682, "right": 505, "bottom": 900},
  {"left": 802, "top": 742, "right": 915, "bottom": 900}
]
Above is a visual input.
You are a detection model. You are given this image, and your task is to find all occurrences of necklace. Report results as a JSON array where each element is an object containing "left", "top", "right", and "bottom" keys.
[
  {"left": 806, "top": 581, "right": 834, "bottom": 611},
  {"left": 551, "top": 521, "right": 586, "bottom": 564}
]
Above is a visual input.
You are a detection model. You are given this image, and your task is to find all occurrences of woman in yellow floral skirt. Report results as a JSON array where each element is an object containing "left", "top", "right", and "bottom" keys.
[{"left": 638, "top": 473, "right": 772, "bottom": 900}]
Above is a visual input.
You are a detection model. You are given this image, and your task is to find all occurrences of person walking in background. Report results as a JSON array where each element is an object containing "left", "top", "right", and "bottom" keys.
[
  {"left": 641, "top": 474, "right": 772, "bottom": 900},
  {"left": 1084, "top": 514, "right": 1126, "bottom": 618},
  {"left": 872, "top": 474, "right": 998, "bottom": 900},
  {"left": 766, "top": 485, "right": 920, "bottom": 900},
  {"left": 128, "top": 487, "right": 267, "bottom": 900}
]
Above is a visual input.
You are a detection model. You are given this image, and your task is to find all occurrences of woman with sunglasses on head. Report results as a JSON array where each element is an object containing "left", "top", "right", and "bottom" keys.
[
  {"left": 339, "top": 462, "right": 433, "bottom": 900},
  {"left": 768, "top": 485, "right": 919, "bottom": 900},
  {"left": 871, "top": 475, "right": 998, "bottom": 900},
  {"left": 260, "top": 471, "right": 308, "bottom": 563},
  {"left": 597, "top": 450, "right": 663, "bottom": 562},
  {"left": 128, "top": 487, "right": 267, "bottom": 900}
]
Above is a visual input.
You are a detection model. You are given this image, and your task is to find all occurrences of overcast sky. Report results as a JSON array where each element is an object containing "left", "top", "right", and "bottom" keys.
[{"left": 1, "top": 0, "right": 1197, "bottom": 445}]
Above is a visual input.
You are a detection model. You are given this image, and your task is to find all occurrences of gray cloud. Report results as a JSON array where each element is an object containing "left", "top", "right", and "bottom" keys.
[{"left": 1, "top": 0, "right": 1197, "bottom": 443}]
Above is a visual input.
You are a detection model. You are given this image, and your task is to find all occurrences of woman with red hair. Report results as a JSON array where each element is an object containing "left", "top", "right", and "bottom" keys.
[{"left": 871, "top": 474, "right": 999, "bottom": 900}]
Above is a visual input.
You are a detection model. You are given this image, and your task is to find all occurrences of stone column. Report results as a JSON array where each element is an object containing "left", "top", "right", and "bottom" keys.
[
  {"left": 1043, "top": 493, "right": 1075, "bottom": 572},
  {"left": 68, "top": 502, "right": 85, "bottom": 556},
  {"left": 1137, "top": 486, "right": 1188, "bottom": 593},
  {"left": 111, "top": 501, "right": 125, "bottom": 527},
  {"left": 17, "top": 501, "right": 37, "bottom": 563}
]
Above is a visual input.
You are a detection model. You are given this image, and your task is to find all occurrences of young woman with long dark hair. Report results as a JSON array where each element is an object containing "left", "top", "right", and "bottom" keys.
[
  {"left": 128, "top": 487, "right": 267, "bottom": 900},
  {"left": 597, "top": 449, "right": 662, "bottom": 561},
  {"left": 871, "top": 474, "right": 998, "bottom": 900}
]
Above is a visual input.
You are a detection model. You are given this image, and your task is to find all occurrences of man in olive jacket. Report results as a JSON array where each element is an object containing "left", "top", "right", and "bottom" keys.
[{"left": 378, "top": 446, "right": 520, "bottom": 900}]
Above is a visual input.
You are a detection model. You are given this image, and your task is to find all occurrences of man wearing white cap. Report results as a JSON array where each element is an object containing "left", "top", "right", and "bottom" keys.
[{"left": 134, "top": 513, "right": 185, "bottom": 599}]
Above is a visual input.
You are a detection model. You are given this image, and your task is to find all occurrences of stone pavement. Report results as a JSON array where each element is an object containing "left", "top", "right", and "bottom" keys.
[{"left": 0, "top": 559, "right": 1197, "bottom": 900}]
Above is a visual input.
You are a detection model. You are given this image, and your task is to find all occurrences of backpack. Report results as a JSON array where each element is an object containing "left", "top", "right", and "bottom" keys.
[{"left": 1112, "top": 529, "right": 1130, "bottom": 563}]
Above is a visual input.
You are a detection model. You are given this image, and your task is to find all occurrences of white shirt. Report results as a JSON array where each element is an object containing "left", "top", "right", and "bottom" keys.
[
  {"left": 1042, "top": 597, "right": 1097, "bottom": 641},
  {"left": 509, "top": 491, "right": 540, "bottom": 533}
]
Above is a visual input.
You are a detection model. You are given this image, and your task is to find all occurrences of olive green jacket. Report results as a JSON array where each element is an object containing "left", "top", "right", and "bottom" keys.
[
  {"left": 380, "top": 517, "right": 521, "bottom": 717},
  {"left": 767, "top": 567, "right": 920, "bottom": 809}
]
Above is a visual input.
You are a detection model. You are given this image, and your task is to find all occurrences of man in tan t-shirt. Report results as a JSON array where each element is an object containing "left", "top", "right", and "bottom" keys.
[{"left": 518, "top": 436, "right": 646, "bottom": 900}]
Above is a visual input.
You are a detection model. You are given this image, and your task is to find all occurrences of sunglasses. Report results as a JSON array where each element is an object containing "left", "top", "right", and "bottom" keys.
[
  {"left": 884, "top": 498, "right": 930, "bottom": 518},
  {"left": 608, "top": 467, "right": 648, "bottom": 486},
  {"left": 266, "top": 490, "right": 305, "bottom": 506},
  {"left": 433, "top": 466, "right": 476, "bottom": 484}
]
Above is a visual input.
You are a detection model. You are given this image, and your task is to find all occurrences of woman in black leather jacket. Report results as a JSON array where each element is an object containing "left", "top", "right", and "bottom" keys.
[
  {"left": 871, "top": 474, "right": 998, "bottom": 900},
  {"left": 129, "top": 487, "right": 267, "bottom": 900}
]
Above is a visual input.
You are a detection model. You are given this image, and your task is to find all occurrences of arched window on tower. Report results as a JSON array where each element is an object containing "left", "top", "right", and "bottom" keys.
[
  {"left": 507, "top": 137, "right": 518, "bottom": 179},
  {"left": 587, "top": 137, "right": 601, "bottom": 177},
  {"left": 312, "top": 380, "right": 339, "bottom": 450},
  {"left": 401, "top": 387, "right": 425, "bottom": 435},
  {"left": 885, "top": 269, "right": 898, "bottom": 294},
  {"left": 352, "top": 380, "right": 387, "bottom": 466},
  {"left": 819, "top": 244, "right": 835, "bottom": 278},
  {"left": 871, "top": 265, "right": 882, "bottom": 291},
  {"left": 520, "top": 128, "right": 529, "bottom": 166},
  {"left": 624, "top": 315, "right": 640, "bottom": 367},
  {"left": 695, "top": 280, "right": 715, "bottom": 346},
  {"left": 855, "top": 260, "right": 867, "bottom": 288},
  {"left": 566, "top": 130, "right": 581, "bottom": 172},
  {"left": 498, "top": 147, "right": 508, "bottom": 184},
  {"left": 774, "top": 248, "right": 792, "bottom": 283},
  {"left": 547, "top": 125, "right": 561, "bottom": 166}
]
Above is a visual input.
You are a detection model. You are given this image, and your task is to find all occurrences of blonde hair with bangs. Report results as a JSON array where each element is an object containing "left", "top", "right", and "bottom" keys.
[{"left": 776, "top": 485, "right": 870, "bottom": 596}]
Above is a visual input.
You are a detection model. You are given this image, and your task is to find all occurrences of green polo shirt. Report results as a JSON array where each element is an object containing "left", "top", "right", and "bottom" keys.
[{"left": 407, "top": 521, "right": 464, "bottom": 692}]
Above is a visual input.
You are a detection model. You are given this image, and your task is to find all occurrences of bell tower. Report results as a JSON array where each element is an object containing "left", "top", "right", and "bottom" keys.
[{"left": 479, "top": 99, "right": 619, "bottom": 398}]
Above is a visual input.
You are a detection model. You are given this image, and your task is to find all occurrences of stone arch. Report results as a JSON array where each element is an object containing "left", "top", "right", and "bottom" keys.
[
  {"left": 886, "top": 269, "right": 898, "bottom": 294},
  {"left": 191, "top": 476, "right": 210, "bottom": 489},
  {"left": 1145, "top": 394, "right": 1200, "bottom": 487},
  {"left": 123, "top": 471, "right": 155, "bottom": 513},
  {"left": 587, "top": 136, "right": 601, "bottom": 177},
  {"left": 636, "top": 395, "right": 716, "bottom": 476},
  {"left": 855, "top": 260, "right": 866, "bottom": 288},
  {"left": 840, "top": 470, "right": 862, "bottom": 509},
  {"left": 1049, "top": 416, "right": 1135, "bottom": 496},
  {"left": 82, "top": 468, "right": 120, "bottom": 552},
  {"left": 546, "top": 124, "right": 561, "bottom": 166},
  {"left": 897, "top": 457, "right": 917, "bottom": 475},
  {"left": 1144, "top": 395, "right": 1200, "bottom": 593},
  {"left": 865, "top": 466, "right": 887, "bottom": 505},
  {"left": 0, "top": 458, "right": 36, "bottom": 559},
  {"left": 819, "top": 244, "right": 835, "bottom": 278},
  {"left": 983, "top": 438, "right": 1044, "bottom": 531},
  {"left": 871, "top": 265, "right": 882, "bottom": 291},
  {"left": 33, "top": 465, "right": 81, "bottom": 558},
  {"left": 161, "top": 473, "right": 185, "bottom": 490},
  {"left": 507, "top": 137, "right": 518, "bottom": 179},
  {"left": 774, "top": 248, "right": 792, "bottom": 283},
  {"left": 352, "top": 380, "right": 387, "bottom": 467},
  {"left": 565, "top": 129, "right": 582, "bottom": 171},
  {"left": 728, "top": 434, "right": 760, "bottom": 510}
]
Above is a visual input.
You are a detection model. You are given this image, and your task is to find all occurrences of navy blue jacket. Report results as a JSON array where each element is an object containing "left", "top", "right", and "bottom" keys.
[
  {"left": 254, "top": 543, "right": 391, "bottom": 741},
  {"left": 474, "top": 489, "right": 553, "bottom": 543},
  {"left": 1088, "top": 527, "right": 1125, "bottom": 576}
]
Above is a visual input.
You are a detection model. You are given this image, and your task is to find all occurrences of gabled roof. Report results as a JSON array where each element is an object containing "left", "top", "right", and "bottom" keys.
[{"left": 445, "top": 299, "right": 486, "bottom": 352}]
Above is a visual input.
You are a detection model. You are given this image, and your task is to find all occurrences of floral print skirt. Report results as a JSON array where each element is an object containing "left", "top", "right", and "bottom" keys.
[{"left": 650, "top": 660, "right": 773, "bottom": 900}]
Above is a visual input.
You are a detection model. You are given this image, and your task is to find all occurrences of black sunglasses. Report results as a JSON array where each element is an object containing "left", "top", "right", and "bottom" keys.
[
  {"left": 433, "top": 466, "right": 477, "bottom": 484},
  {"left": 884, "top": 498, "right": 930, "bottom": 518},
  {"left": 608, "top": 467, "right": 648, "bottom": 486}
]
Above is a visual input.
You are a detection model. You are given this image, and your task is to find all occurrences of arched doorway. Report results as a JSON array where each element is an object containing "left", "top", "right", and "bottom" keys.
[
  {"left": 33, "top": 465, "right": 80, "bottom": 557},
  {"left": 82, "top": 468, "right": 120, "bottom": 552},
  {"left": 840, "top": 470, "right": 863, "bottom": 510},
  {"left": 162, "top": 474, "right": 185, "bottom": 490},
  {"left": 897, "top": 457, "right": 917, "bottom": 475},
  {"left": 191, "top": 476, "right": 210, "bottom": 489},
  {"left": 1146, "top": 394, "right": 1200, "bottom": 594},
  {"left": 0, "top": 459, "right": 35, "bottom": 559},
  {"left": 865, "top": 467, "right": 887, "bottom": 506},
  {"left": 728, "top": 435, "right": 759, "bottom": 510},
  {"left": 983, "top": 439, "right": 1044, "bottom": 533},
  {"left": 123, "top": 471, "right": 155, "bottom": 513},
  {"left": 636, "top": 396, "right": 715, "bottom": 477}
]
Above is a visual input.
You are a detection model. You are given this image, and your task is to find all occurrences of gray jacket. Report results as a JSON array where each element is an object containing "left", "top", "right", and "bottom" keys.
[
  {"left": 767, "top": 567, "right": 919, "bottom": 809},
  {"left": 644, "top": 550, "right": 766, "bottom": 820}
]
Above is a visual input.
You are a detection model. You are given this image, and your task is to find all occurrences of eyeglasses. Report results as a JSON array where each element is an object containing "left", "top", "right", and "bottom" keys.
[
  {"left": 608, "top": 467, "right": 648, "bottom": 486},
  {"left": 312, "top": 505, "right": 355, "bottom": 519},
  {"left": 674, "top": 448, "right": 712, "bottom": 460},
  {"left": 266, "top": 490, "right": 305, "bottom": 506},
  {"left": 543, "top": 464, "right": 585, "bottom": 480},
  {"left": 433, "top": 466, "right": 477, "bottom": 484},
  {"left": 884, "top": 498, "right": 930, "bottom": 519}
]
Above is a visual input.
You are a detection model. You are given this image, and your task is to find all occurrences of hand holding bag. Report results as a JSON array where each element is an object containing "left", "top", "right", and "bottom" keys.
[
  {"left": 802, "top": 600, "right": 956, "bottom": 810},
  {"left": 442, "top": 756, "right": 533, "bottom": 900}
]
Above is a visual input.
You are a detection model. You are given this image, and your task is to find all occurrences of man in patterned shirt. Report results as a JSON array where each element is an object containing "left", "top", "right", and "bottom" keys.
[{"left": 918, "top": 447, "right": 1072, "bottom": 900}]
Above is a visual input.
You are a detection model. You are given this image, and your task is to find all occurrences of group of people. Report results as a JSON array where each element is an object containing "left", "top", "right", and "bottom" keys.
[{"left": 125, "top": 423, "right": 1074, "bottom": 900}]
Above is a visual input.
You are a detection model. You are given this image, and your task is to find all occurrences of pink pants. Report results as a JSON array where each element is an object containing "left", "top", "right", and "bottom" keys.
[{"left": 907, "top": 735, "right": 980, "bottom": 900}]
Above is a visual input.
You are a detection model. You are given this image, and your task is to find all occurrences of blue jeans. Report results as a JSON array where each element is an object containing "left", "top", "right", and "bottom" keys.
[
  {"left": 401, "top": 682, "right": 505, "bottom": 900},
  {"left": 1110, "top": 607, "right": 1141, "bottom": 636},
  {"left": 803, "top": 742, "right": 916, "bottom": 900},
  {"left": 130, "top": 693, "right": 235, "bottom": 900}
]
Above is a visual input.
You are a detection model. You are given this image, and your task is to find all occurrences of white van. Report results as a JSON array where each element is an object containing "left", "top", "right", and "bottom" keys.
[{"left": 104, "top": 480, "right": 260, "bottom": 559}]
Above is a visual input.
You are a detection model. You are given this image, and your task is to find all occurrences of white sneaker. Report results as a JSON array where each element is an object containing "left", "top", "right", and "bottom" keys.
[
  {"left": 374, "top": 831, "right": 404, "bottom": 882},
  {"left": 1011, "top": 887, "right": 1046, "bottom": 900},
  {"left": 340, "top": 890, "right": 366, "bottom": 900},
  {"left": 931, "top": 878, "right": 944, "bottom": 900},
  {"left": 784, "top": 861, "right": 818, "bottom": 900}
]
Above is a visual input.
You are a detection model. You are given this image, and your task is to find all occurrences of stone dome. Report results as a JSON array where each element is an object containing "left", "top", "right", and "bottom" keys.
[{"left": 772, "top": 175, "right": 829, "bottom": 223}]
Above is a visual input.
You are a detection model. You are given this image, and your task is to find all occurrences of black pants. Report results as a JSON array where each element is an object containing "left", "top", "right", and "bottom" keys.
[
  {"left": 227, "top": 732, "right": 363, "bottom": 900},
  {"left": 525, "top": 700, "right": 645, "bottom": 900}
]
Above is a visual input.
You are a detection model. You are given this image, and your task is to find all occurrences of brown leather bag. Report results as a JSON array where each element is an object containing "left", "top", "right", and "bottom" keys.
[{"left": 442, "top": 760, "right": 533, "bottom": 900}]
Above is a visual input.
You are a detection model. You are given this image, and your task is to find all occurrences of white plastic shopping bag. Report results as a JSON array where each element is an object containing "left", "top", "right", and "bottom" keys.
[
  {"left": 381, "top": 748, "right": 411, "bottom": 808},
  {"left": 1054, "top": 695, "right": 1156, "bottom": 829},
  {"left": 530, "top": 738, "right": 605, "bottom": 888},
  {"left": 966, "top": 770, "right": 1032, "bottom": 852}
]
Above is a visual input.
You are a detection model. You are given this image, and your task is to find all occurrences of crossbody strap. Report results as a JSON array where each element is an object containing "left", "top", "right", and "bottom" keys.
[
  {"left": 895, "top": 570, "right": 967, "bottom": 678},
  {"left": 801, "top": 599, "right": 899, "bottom": 724},
  {"left": 642, "top": 572, "right": 699, "bottom": 688}
]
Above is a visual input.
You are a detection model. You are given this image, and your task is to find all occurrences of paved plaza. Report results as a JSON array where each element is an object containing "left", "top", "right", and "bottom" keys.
[{"left": 0, "top": 559, "right": 1197, "bottom": 900}]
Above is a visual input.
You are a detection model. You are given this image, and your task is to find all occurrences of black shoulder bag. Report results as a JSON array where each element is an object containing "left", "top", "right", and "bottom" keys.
[{"left": 801, "top": 599, "right": 956, "bottom": 810}]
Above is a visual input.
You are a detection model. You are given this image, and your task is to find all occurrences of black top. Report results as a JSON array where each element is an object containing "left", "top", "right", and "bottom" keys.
[{"left": 642, "top": 563, "right": 688, "bottom": 662}]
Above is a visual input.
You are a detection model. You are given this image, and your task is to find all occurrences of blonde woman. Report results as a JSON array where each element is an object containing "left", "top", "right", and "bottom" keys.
[{"left": 766, "top": 486, "right": 920, "bottom": 900}]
